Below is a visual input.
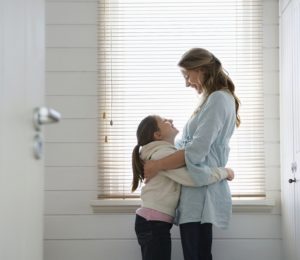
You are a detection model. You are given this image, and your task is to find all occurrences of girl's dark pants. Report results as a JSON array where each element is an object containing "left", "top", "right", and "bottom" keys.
[
  {"left": 179, "top": 222, "right": 213, "bottom": 260},
  {"left": 135, "top": 214, "right": 173, "bottom": 260}
]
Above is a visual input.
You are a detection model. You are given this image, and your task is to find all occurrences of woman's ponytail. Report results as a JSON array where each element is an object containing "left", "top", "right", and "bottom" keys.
[{"left": 227, "top": 78, "right": 241, "bottom": 127}]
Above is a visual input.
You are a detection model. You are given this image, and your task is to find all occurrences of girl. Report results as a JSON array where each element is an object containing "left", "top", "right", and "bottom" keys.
[
  {"left": 132, "top": 114, "right": 234, "bottom": 260},
  {"left": 144, "top": 48, "right": 241, "bottom": 260}
]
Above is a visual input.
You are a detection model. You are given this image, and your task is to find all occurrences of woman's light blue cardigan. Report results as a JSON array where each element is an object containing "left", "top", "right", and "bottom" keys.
[{"left": 175, "top": 90, "right": 236, "bottom": 229}]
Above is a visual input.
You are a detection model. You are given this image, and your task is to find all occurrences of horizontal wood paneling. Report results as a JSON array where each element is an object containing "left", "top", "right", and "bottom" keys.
[
  {"left": 264, "top": 119, "right": 280, "bottom": 142},
  {"left": 263, "top": 48, "right": 279, "bottom": 71},
  {"left": 265, "top": 167, "right": 281, "bottom": 190},
  {"left": 264, "top": 95, "right": 280, "bottom": 118},
  {"left": 264, "top": 0, "right": 279, "bottom": 24},
  {"left": 45, "top": 167, "right": 97, "bottom": 190},
  {"left": 45, "top": 119, "right": 97, "bottom": 142},
  {"left": 265, "top": 143, "right": 280, "bottom": 166},
  {"left": 263, "top": 25, "right": 279, "bottom": 47},
  {"left": 212, "top": 239, "right": 282, "bottom": 260},
  {"left": 44, "top": 239, "right": 282, "bottom": 260},
  {"left": 266, "top": 191, "right": 281, "bottom": 214},
  {"left": 46, "top": 72, "right": 97, "bottom": 96},
  {"left": 264, "top": 71, "right": 279, "bottom": 95},
  {"left": 44, "top": 214, "right": 281, "bottom": 239},
  {"left": 45, "top": 143, "right": 97, "bottom": 166},
  {"left": 262, "top": 0, "right": 280, "bottom": 209},
  {"left": 46, "top": 2, "right": 97, "bottom": 25},
  {"left": 46, "top": 25, "right": 97, "bottom": 47},
  {"left": 46, "top": 48, "right": 97, "bottom": 72},
  {"left": 46, "top": 96, "right": 97, "bottom": 118},
  {"left": 46, "top": 0, "right": 97, "bottom": 2},
  {"left": 45, "top": 191, "right": 97, "bottom": 215}
]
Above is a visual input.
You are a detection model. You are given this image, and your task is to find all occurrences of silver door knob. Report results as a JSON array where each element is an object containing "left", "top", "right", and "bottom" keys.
[{"left": 33, "top": 107, "right": 61, "bottom": 131}]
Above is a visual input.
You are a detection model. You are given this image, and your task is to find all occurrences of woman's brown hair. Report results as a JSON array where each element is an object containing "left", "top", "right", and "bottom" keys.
[
  {"left": 178, "top": 48, "right": 241, "bottom": 127},
  {"left": 131, "top": 115, "right": 159, "bottom": 192}
]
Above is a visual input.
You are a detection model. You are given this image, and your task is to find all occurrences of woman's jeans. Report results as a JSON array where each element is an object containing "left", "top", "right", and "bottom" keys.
[
  {"left": 135, "top": 214, "right": 173, "bottom": 260},
  {"left": 179, "top": 222, "right": 213, "bottom": 260}
]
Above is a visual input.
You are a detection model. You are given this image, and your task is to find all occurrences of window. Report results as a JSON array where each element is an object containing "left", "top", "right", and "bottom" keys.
[{"left": 97, "top": 0, "right": 264, "bottom": 199}]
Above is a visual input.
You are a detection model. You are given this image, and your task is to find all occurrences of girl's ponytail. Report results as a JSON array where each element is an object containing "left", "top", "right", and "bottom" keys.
[
  {"left": 131, "top": 144, "right": 144, "bottom": 192},
  {"left": 131, "top": 115, "right": 159, "bottom": 192}
]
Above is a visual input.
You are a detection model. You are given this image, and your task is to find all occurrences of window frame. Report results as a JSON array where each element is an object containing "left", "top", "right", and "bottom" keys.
[{"left": 93, "top": 0, "right": 279, "bottom": 212}]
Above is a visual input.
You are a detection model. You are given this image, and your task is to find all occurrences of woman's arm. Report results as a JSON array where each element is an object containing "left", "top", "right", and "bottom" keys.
[
  {"left": 144, "top": 143, "right": 235, "bottom": 185},
  {"left": 183, "top": 92, "right": 236, "bottom": 185},
  {"left": 163, "top": 166, "right": 234, "bottom": 187},
  {"left": 144, "top": 149, "right": 185, "bottom": 179}
]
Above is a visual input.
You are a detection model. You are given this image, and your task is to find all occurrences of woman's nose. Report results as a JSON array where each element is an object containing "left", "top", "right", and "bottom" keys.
[
  {"left": 185, "top": 80, "right": 190, "bottom": 87},
  {"left": 186, "top": 77, "right": 194, "bottom": 87}
]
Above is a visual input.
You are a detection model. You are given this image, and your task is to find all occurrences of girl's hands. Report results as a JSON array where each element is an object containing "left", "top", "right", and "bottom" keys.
[
  {"left": 144, "top": 160, "right": 160, "bottom": 182},
  {"left": 226, "top": 168, "right": 235, "bottom": 181}
]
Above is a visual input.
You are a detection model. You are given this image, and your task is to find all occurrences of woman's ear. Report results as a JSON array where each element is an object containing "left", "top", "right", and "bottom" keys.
[{"left": 153, "top": 131, "right": 162, "bottom": 140}]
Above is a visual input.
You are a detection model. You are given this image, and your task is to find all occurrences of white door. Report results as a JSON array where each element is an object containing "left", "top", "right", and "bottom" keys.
[
  {"left": 0, "top": 0, "right": 45, "bottom": 259},
  {"left": 293, "top": 1, "right": 300, "bottom": 259},
  {"left": 280, "top": 2, "right": 296, "bottom": 260}
]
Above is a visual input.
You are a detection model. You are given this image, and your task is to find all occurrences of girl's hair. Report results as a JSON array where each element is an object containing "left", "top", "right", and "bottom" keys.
[
  {"left": 131, "top": 115, "right": 159, "bottom": 192},
  {"left": 178, "top": 48, "right": 241, "bottom": 127}
]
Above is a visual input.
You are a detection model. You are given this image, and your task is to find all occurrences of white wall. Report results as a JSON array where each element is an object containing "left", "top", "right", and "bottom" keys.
[{"left": 44, "top": 0, "right": 282, "bottom": 259}]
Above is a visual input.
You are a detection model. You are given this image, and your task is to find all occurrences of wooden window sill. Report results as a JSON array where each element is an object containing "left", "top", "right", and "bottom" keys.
[{"left": 90, "top": 198, "right": 275, "bottom": 214}]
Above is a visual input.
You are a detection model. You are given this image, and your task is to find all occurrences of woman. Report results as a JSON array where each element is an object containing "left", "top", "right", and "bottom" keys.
[{"left": 144, "top": 48, "right": 240, "bottom": 260}]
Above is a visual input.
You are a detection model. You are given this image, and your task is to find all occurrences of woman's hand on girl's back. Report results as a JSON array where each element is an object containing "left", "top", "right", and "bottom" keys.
[
  {"left": 144, "top": 160, "right": 160, "bottom": 182},
  {"left": 225, "top": 168, "right": 235, "bottom": 181}
]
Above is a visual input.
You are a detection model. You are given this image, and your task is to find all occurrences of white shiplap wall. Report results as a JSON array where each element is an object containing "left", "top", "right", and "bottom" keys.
[{"left": 44, "top": 0, "right": 282, "bottom": 260}]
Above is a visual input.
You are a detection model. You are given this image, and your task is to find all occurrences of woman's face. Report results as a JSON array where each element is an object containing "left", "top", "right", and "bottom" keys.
[
  {"left": 154, "top": 116, "right": 179, "bottom": 144},
  {"left": 181, "top": 68, "right": 205, "bottom": 94}
]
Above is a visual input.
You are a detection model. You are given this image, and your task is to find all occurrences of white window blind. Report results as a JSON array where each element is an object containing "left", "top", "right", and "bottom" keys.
[{"left": 97, "top": 0, "right": 264, "bottom": 198}]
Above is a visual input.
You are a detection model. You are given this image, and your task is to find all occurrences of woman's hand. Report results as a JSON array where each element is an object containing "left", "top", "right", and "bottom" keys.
[
  {"left": 144, "top": 160, "right": 160, "bottom": 181},
  {"left": 225, "top": 168, "right": 235, "bottom": 181}
]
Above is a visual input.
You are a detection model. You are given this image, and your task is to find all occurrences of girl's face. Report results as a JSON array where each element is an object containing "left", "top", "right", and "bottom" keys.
[
  {"left": 154, "top": 116, "right": 179, "bottom": 144},
  {"left": 181, "top": 68, "right": 205, "bottom": 94}
]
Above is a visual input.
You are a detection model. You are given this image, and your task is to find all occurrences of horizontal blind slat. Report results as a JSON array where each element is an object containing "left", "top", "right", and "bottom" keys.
[{"left": 97, "top": 0, "right": 264, "bottom": 197}]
